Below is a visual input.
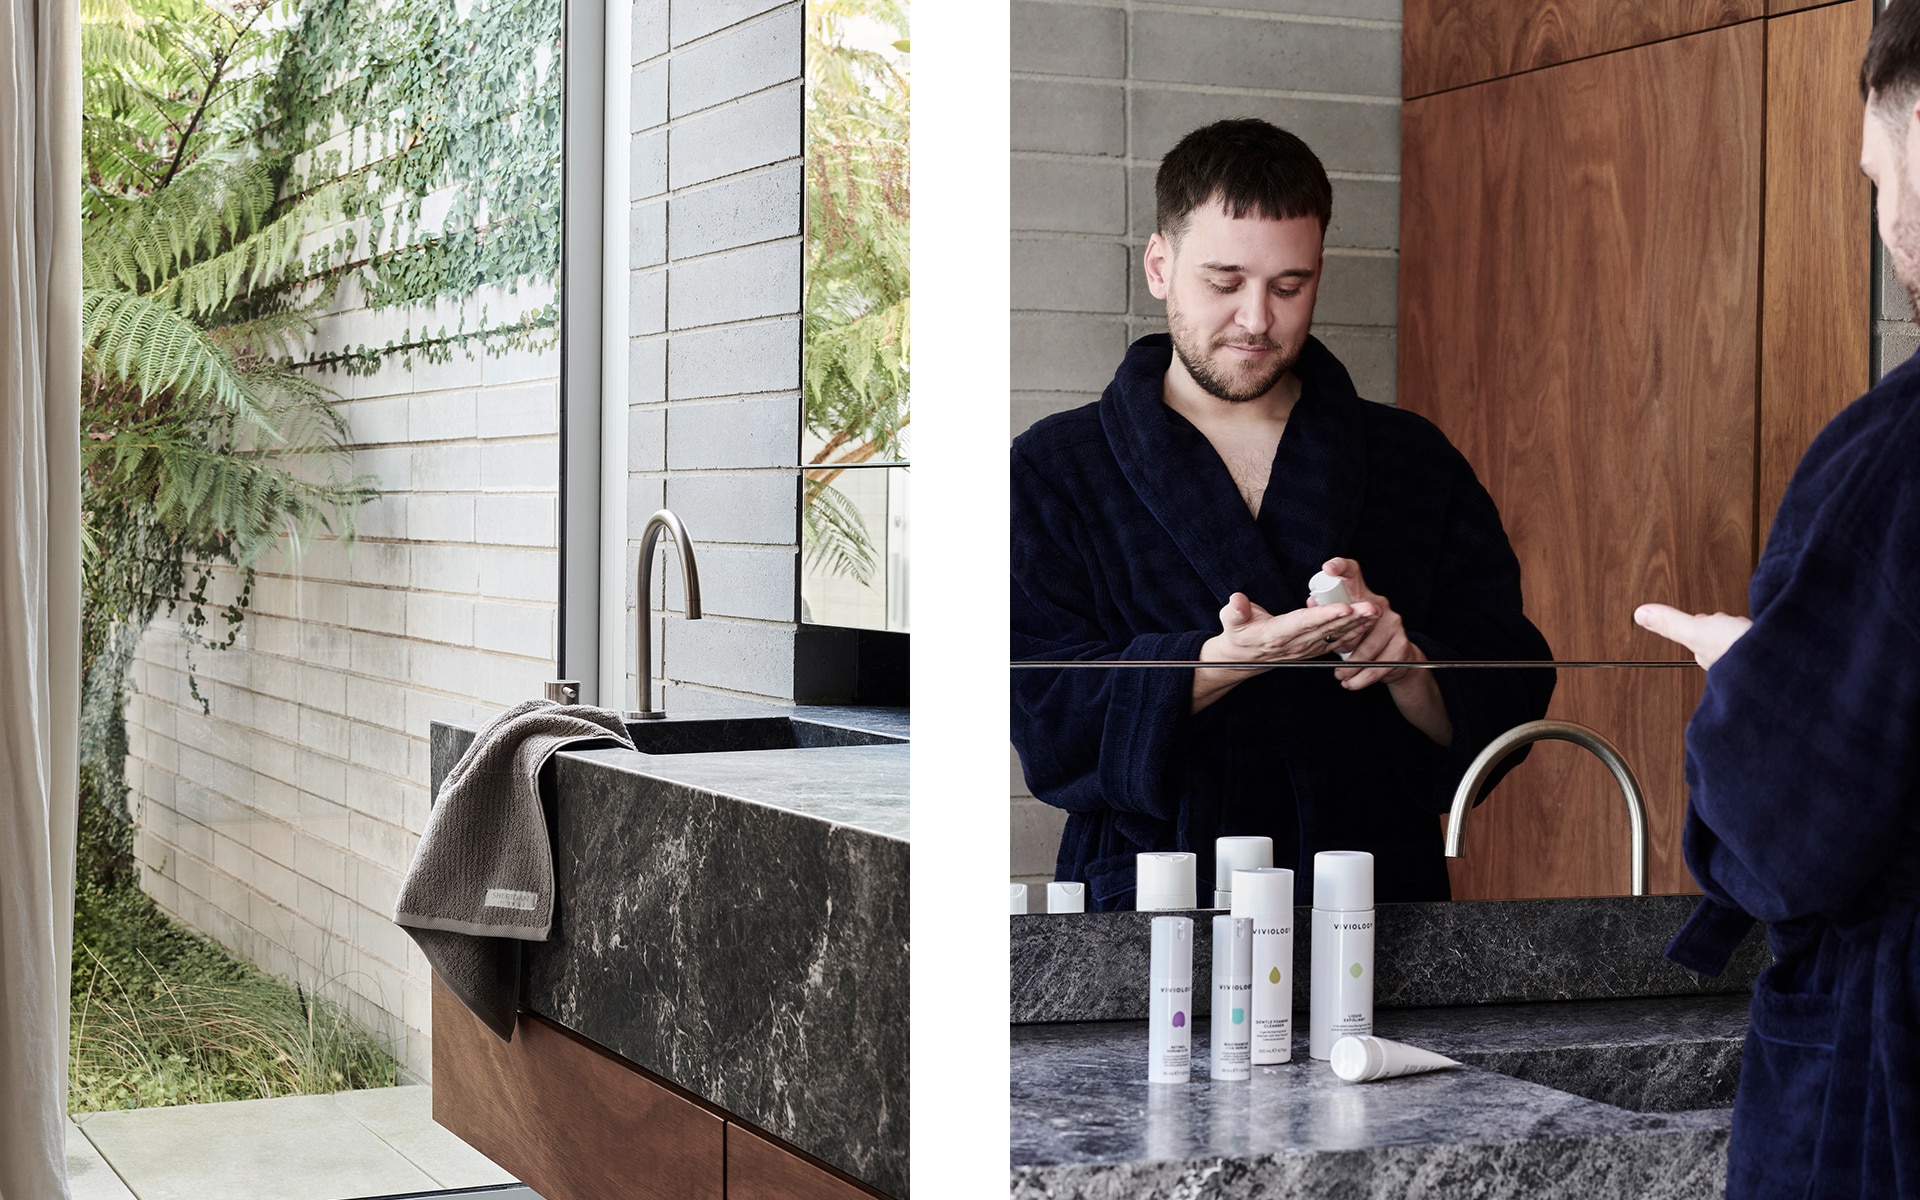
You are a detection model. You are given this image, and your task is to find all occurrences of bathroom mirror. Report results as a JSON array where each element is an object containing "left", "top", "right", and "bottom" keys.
[
  {"left": 799, "top": 4, "right": 910, "bottom": 635},
  {"left": 1007, "top": 4, "right": 1895, "bottom": 901}
]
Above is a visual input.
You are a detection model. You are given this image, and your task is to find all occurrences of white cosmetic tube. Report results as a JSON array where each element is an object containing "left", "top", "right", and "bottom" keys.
[
  {"left": 1307, "top": 571, "right": 1356, "bottom": 661},
  {"left": 1148, "top": 916, "right": 1194, "bottom": 1083},
  {"left": 1310, "top": 851, "right": 1374, "bottom": 1060},
  {"left": 1137, "top": 851, "right": 1198, "bottom": 911},
  {"left": 1010, "top": 883, "right": 1028, "bottom": 914},
  {"left": 1231, "top": 867, "right": 1294, "bottom": 1065},
  {"left": 1329, "top": 1035, "right": 1459, "bottom": 1083},
  {"left": 1047, "top": 881, "right": 1086, "bottom": 913},
  {"left": 1212, "top": 836, "right": 1273, "bottom": 909},
  {"left": 1211, "top": 915, "right": 1253, "bottom": 1080}
]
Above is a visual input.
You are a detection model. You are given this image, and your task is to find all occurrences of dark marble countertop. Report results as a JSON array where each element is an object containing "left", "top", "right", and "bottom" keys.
[
  {"left": 1011, "top": 995, "right": 1746, "bottom": 1199},
  {"left": 431, "top": 703, "right": 908, "bottom": 1197}
]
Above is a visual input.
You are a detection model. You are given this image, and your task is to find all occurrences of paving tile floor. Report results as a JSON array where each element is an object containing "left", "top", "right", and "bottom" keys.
[{"left": 70, "top": 1086, "right": 521, "bottom": 1200}]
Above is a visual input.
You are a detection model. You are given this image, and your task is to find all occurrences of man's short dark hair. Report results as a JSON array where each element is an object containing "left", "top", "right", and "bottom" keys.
[
  {"left": 1154, "top": 119, "right": 1333, "bottom": 244},
  {"left": 1862, "top": 0, "right": 1920, "bottom": 129}
]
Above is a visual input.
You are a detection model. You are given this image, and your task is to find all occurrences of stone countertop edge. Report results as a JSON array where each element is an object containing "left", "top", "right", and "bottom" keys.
[
  {"left": 1011, "top": 895, "right": 1770, "bottom": 1022},
  {"left": 425, "top": 708, "right": 909, "bottom": 1197},
  {"left": 1009, "top": 1010, "right": 1739, "bottom": 1200}
]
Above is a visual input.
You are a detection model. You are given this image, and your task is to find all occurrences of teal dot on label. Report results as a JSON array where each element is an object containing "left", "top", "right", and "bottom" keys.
[{"left": 1232, "top": 1007, "right": 1245, "bottom": 1025}]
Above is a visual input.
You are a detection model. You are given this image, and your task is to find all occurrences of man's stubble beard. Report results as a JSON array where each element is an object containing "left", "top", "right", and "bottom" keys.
[
  {"left": 1165, "top": 291, "right": 1300, "bottom": 404},
  {"left": 1894, "top": 162, "right": 1920, "bottom": 315}
]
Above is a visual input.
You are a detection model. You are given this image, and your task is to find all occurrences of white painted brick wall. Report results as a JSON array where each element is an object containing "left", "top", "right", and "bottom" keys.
[{"left": 126, "top": 258, "right": 560, "bottom": 1080}]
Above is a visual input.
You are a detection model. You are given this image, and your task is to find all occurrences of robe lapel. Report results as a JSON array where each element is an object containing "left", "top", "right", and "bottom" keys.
[
  {"left": 1257, "top": 336, "right": 1369, "bottom": 595},
  {"left": 1099, "top": 334, "right": 1294, "bottom": 611}
]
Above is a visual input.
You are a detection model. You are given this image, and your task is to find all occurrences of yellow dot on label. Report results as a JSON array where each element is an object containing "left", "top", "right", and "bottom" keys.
[{"left": 1268, "top": 967, "right": 1282, "bottom": 984}]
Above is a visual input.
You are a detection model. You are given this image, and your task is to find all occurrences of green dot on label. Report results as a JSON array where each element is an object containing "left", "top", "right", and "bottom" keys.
[
  {"left": 1349, "top": 962, "right": 1363, "bottom": 979},
  {"left": 1268, "top": 966, "right": 1282, "bottom": 985}
]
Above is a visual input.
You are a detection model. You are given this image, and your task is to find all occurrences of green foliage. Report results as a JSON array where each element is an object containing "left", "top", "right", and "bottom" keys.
[
  {"left": 71, "top": 877, "right": 399, "bottom": 1112},
  {"left": 804, "top": 0, "right": 910, "bottom": 586}
]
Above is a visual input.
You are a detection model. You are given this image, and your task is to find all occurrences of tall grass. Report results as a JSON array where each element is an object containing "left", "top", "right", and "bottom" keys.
[{"left": 70, "top": 874, "right": 399, "bottom": 1112}]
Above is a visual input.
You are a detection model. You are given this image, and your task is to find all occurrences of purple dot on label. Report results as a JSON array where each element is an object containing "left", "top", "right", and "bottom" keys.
[{"left": 1172, "top": 1011, "right": 1186, "bottom": 1028}]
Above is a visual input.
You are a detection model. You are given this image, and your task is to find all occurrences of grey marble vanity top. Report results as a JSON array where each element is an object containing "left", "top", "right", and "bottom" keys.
[
  {"left": 1010, "top": 896, "right": 1762, "bottom": 1198},
  {"left": 430, "top": 703, "right": 908, "bottom": 1197},
  {"left": 1010, "top": 1017, "right": 1735, "bottom": 1199}
]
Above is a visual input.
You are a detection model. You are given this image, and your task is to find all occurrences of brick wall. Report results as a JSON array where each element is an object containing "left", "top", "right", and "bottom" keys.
[
  {"left": 127, "top": 296, "right": 561, "bottom": 1082},
  {"left": 627, "top": 0, "right": 809, "bottom": 712},
  {"left": 1008, "top": 0, "right": 1404, "bottom": 888}
]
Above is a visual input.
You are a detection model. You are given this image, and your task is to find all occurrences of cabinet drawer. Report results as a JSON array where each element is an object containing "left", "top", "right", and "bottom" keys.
[{"left": 432, "top": 980, "right": 725, "bottom": 1200}]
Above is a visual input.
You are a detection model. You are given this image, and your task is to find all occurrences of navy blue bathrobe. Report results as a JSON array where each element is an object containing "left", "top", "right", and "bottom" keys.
[
  {"left": 1011, "top": 334, "right": 1554, "bottom": 909},
  {"left": 1666, "top": 352, "right": 1920, "bottom": 1199}
]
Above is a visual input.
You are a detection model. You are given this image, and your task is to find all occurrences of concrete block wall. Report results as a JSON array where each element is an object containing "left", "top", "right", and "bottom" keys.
[
  {"left": 125, "top": 292, "right": 562, "bottom": 1082},
  {"left": 1009, "top": 0, "right": 1404, "bottom": 888},
  {"left": 628, "top": 0, "right": 808, "bottom": 711}
]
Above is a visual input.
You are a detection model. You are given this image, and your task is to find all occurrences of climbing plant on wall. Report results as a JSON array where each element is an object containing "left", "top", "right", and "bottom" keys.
[
  {"left": 77, "top": 0, "right": 565, "bottom": 881},
  {"left": 804, "top": 0, "right": 910, "bottom": 586}
]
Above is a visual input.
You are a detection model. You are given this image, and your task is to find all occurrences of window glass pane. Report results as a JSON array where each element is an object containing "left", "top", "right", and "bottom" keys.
[{"left": 801, "top": 1, "right": 910, "bottom": 633}]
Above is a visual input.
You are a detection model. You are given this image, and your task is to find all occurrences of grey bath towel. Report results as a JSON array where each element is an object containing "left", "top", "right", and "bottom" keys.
[{"left": 394, "top": 698, "right": 634, "bottom": 1039}]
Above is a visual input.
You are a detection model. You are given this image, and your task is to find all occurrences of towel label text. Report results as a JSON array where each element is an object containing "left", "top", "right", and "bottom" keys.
[{"left": 484, "top": 888, "right": 540, "bottom": 911}]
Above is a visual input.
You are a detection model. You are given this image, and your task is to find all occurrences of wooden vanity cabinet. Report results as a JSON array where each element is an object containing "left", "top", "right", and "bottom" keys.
[
  {"left": 1400, "top": 0, "right": 1871, "bottom": 900},
  {"left": 431, "top": 980, "right": 887, "bottom": 1200}
]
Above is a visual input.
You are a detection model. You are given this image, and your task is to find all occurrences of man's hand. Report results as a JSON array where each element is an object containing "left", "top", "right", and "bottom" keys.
[
  {"left": 1316, "top": 558, "right": 1423, "bottom": 691},
  {"left": 1316, "top": 558, "right": 1452, "bottom": 745},
  {"left": 1205, "top": 590, "right": 1379, "bottom": 665},
  {"left": 1634, "top": 604, "right": 1751, "bottom": 670},
  {"left": 1190, "top": 589, "right": 1378, "bottom": 713}
]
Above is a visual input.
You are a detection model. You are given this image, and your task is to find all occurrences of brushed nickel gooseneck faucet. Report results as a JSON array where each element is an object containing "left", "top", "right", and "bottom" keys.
[
  {"left": 1445, "top": 719, "right": 1649, "bottom": 896},
  {"left": 630, "top": 509, "right": 702, "bottom": 721}
]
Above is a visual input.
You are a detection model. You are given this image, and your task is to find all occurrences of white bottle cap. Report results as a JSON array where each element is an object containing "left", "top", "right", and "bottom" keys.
[
  {"left": 1329, "top": 1035, "right": 1384, "bottom": 1082},
  {"left": 1010, "top": 883, "right": 1028, "bottom": 915},
  {"left": 1047, "top": 881, "right": 1086, "bottom": 913},
  {"left": 1230, "top": 866, "right": 1295, "bottom": 918},
  {"left": 1137, "top": 852, "right": 1198, "bottom": 911},
  {"left": 1213, "top": 836, "right": 1274, "bottom": 899},
  {"left": 1312, "top": 850, "right": 1374, "bottom": 911},
  {"left": 1308, "top": 571, "right": 1352, "bottom": 607}
]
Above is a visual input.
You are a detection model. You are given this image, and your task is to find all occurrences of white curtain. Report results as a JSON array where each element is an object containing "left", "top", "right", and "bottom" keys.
[{"left": 0, "top": 0, "right": 80, "bottom": 1190}]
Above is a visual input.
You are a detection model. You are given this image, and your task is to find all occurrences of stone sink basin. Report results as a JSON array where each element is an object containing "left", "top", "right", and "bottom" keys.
[{"left": 622, "top": 713, "right": 908, "bottom": 755}]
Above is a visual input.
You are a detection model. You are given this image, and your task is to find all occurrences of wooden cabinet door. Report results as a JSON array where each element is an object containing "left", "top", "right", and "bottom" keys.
[
  {"left": 1761, "top": 0, "right": 1873, "bottom": 542},
  {"left": 726, "top": 1122, "right": 885, "bottom": 1200},
  {"left": 432, "top": 980, "right": 726, "bottom": 1200},
  {"left": 1401, "top": 24, "right": 1765, "bottom": 899}
]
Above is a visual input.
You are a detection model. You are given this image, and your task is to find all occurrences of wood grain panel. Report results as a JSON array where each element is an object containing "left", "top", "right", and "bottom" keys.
[
  {"left": 431, "top": 981, "right": 726, "bottom": 1200},
  {"left": 1769, "top": 0, "right": 1850, "bottom": 13},
  {"left": 1401, "top": 26, "right": 1764, "bottom": 899},
  {"left": 1403, "top": 0, "right": 1759, "bottom": 99},
  {"left": 728, "top": 1122, "right": 887, "bottom": 1200},
  {"left": 1760, "top": 0, "right": 1874, "bottom": 542}
]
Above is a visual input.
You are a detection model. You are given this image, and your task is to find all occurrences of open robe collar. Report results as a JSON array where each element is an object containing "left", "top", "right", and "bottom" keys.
[{"left": 1099, "top": 332, "right": 1370, "bottom": 612}]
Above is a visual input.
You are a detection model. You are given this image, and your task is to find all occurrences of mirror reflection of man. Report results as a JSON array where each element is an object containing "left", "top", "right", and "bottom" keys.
[
  {"left": 1635, "top": 6, "right": 1920, "bottom": 1195},
  {"left": 1011, "top": 119, "right": 1554, "bottom": 910}
]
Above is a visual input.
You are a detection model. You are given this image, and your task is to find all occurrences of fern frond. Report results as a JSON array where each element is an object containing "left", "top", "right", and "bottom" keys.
[{"left": 82, "top": 287, "right": 276, "bottom": 434}]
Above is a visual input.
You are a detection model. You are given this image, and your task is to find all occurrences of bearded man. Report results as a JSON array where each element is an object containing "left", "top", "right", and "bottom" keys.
[
  {"left": 1011, "top": 119, "right": 1554, "bottom": 910},
  {"left": 1633, "top": 5, "right": 1920, "bottom": 1195}
]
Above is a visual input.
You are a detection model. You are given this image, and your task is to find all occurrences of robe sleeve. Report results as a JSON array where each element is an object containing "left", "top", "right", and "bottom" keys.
[
  {"left": 1681, "top": 467, "right": 1920, "bottom": 923},
  {"left": 1398, "top": 447, "right": 1557, "bottom": 813},
  {"left": 1010, "top": 444, "right": 1205, "bottom": 827}
]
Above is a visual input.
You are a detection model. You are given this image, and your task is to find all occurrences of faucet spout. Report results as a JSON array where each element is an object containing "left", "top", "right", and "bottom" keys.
[
  {"left": 1444, "top": 719, "right": 1648, "bottom": 896},
  {"left": 630, "top": 509, "right": 702, "bottom": 721}
]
